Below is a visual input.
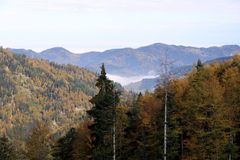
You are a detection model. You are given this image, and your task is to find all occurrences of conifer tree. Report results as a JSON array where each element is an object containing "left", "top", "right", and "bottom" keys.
[
  {"left": 174, "top": 66, "right": 229, "bottom": 159},
  {"left": 87, "top": 64, "right": 120, "bottom": 160},
  {"left": 122, "top": 93, "right": 142, "bottom": 160},
  {"left": 196, "top": 59, "right": 203, "bottom": 71},
  {"left": 53, "top": 128, "right": 77, "bottom": 160}
]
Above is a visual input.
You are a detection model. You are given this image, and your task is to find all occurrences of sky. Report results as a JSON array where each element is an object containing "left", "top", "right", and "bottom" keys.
[{"left": 0, "top": 0, "right": 240, "bottom": 53}]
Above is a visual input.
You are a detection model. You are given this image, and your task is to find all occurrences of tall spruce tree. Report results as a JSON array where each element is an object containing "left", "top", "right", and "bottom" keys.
[{"left": 87, "top": 64, "right": 120, "bottom": 160}]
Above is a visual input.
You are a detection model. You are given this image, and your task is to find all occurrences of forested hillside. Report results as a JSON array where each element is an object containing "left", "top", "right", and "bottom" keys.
[
  {"left": 53, "top": 55, "right": 239, "bottom": 160},
  {"left": 0, "top": 48, "right": 97, "bottom": 141},
  {"left": 125, "top": 56, "right": 233, "bottom": 92},
  {"left": 123, "top": 55, "right": 240, "bottom": 159},
  {"left": 1, "top": 48, "right": 240, "bottom": 159}
]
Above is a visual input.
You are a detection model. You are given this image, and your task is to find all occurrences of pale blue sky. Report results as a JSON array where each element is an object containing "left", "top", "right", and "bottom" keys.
[{"left": 0, "top": 0, "right": 240, "bottom": 52}]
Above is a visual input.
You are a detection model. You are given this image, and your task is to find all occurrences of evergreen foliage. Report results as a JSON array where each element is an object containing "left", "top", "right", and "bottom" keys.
[
  {"left": 196, "top": 59, "right": 203, "bottom": 71},
  {"left": 53, "top": 128, "right": 77, "bottom": 160},
  {"left": 87, "top": 64, "right": 120, "bottom": 160}
]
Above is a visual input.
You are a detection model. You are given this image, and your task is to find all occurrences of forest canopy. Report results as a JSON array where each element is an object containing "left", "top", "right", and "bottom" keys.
[{"left": 1, "top": 48, "right": 240, "bottom": 159}]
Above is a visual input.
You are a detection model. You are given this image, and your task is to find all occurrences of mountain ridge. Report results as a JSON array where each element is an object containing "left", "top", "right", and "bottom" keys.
[
  {"left": 7, "top": 43, "right": 240, "bottom": 77},
  {"left": 8, "top": 44, "right": 240, "bottom": 56}
]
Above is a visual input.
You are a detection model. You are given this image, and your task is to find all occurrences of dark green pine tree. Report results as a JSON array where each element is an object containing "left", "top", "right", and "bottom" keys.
[
  {"left": 122, "top": 93, "right": 142, "bottom": 160},
  {"left": 0, "top": 135, "right": 16, "bottom": 160},
  {"left": 196, "top": 59, "right": 203, "bottom": 71},
  {"left": 53, "top": 128, "right": 77, "bottom": 160},
  {"left": 87, "top": 64, "right": 120, "bottom": 160}
]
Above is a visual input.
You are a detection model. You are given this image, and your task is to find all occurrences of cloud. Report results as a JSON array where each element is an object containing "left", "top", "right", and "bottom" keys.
[{"left": 107, "top": 74, "right": 158, "bottom": 86}]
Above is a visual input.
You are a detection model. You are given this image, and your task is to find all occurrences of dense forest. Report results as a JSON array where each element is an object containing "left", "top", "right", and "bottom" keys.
[
  {"left": 0, "top": 48, "right": 97, "bottom": 141},
  {"left": 1, "top": 48, "right": 240, "bottom": 159}
]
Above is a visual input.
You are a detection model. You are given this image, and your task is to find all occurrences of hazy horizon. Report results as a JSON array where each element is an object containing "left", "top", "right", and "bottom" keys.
[
  {"left": 1, "top": 0, "right": 240, "bottom": 52},
  {"left": 5, "top": 42, "right": 240, "bottom": 54}
]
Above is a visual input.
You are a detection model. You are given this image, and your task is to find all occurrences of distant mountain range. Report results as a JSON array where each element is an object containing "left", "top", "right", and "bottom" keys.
[
  {"left": 125, "top": 56, "right": 234, "bottom": 92},
  {"left": 8, "top": 43, "right": 240, "bottom": 77}
]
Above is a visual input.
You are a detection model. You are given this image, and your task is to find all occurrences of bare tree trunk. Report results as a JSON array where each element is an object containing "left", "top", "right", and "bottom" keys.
[{"left": 161, "top": 51, "right": 174, "bottom": 160}]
